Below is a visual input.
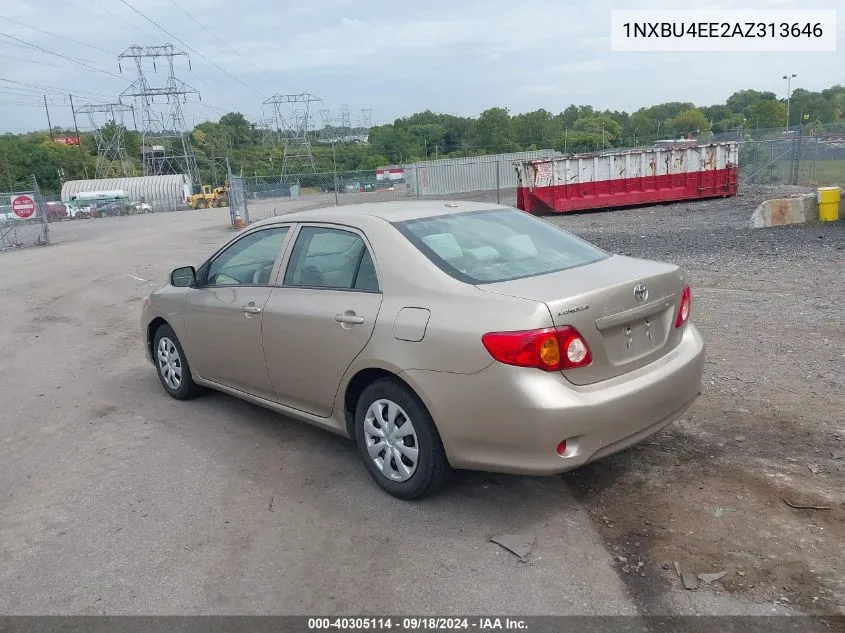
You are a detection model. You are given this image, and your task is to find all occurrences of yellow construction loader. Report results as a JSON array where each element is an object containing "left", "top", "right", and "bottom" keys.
[{"left": 188, "top": 184, "right": 229, "bottom": 209}]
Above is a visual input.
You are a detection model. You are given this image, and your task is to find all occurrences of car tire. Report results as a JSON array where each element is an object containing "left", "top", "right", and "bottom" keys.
[
  {"left": 153, "top": 324, "right": 203, "bottom": 400},
  {"left": 354, "top": 378, "right": 452, "bottom": 499}
]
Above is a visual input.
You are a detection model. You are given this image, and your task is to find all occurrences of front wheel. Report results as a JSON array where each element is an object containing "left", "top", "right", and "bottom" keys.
[
  {"left": 354, "top": 378, "right": 451, "bottom": 499},
  {"left": 153, "top": 324, "right": 203, "bottom": 400}
]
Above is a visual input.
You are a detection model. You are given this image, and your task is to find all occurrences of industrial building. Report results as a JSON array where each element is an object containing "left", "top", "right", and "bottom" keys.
[{"left": 61, "top": 175, "right": 192, "bottom": 211}]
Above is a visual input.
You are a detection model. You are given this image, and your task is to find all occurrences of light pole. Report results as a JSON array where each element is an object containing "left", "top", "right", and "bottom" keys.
[{"left": 783, "top": 73, "right": 796, "bottom": 132}]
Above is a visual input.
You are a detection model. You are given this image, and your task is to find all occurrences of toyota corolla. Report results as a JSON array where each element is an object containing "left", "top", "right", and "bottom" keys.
[{"left": 141, "top": 201, "right": 705, "bottom": 499}]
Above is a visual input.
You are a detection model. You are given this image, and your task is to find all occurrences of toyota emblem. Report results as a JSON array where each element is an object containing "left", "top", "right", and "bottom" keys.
[{"left": 634, "top": 283, "right": 648, "bottom": 302}]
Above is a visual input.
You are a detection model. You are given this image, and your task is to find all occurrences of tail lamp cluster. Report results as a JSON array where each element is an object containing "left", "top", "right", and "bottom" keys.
[
  {"left": 481, "top": 326, "right": 592, "bottom": 372},
  {"left": 482, "top": 284, "right": 692, "bottom": 371},
  {"left": 675, "top": 284, "right": 692, "bottom": 328}
]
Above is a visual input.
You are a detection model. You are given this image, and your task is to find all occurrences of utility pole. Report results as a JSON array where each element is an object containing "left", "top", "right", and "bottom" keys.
[
  {"left": 43, "top": 95, "right": 54, "bottom": 140},
  {"left": 68, "top": 94, "right": 89, "bottom": 179},
  {"left": 783, "top": 73, "right": 797, "bottom": 132}
]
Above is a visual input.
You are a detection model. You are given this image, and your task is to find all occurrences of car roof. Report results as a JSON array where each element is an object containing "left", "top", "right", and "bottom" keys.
[{"left": 247, "top": 200, "right": 510, "bottom": 229}]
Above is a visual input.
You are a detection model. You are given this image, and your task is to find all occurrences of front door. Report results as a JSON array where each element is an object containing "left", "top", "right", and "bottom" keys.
[
  {"left": 262, "top": 225, "right": 383, "bottom": 417},
  {"left": 183, "top": 226, "right": 290, "bottom": 399}
]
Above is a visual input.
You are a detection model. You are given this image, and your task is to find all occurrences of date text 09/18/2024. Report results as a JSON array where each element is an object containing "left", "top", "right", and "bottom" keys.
[{"left": 307, "top": 618, "right": 528, "bottom": 631}]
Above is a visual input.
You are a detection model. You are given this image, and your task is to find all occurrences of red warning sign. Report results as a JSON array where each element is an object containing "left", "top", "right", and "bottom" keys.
[{"left": 11, "top": 194, "right": 36, "bottom": 219}]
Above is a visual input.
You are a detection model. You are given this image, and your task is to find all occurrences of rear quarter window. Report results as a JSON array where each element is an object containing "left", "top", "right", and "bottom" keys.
[{"left": 393, "top": 208, "right": 608, "bottom": 284}]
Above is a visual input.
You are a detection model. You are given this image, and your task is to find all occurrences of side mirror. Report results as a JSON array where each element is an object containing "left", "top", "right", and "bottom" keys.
[{"left": 170, "top": 266, "right": 196, "bottom": 287}]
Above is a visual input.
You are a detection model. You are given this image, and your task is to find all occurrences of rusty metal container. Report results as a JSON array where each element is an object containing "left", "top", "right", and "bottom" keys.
[{"left": 515, "top": 142, "right": 739, "bottom": 214}]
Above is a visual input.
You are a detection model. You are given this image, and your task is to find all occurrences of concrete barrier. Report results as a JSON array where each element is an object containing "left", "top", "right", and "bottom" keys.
[{"left": 750, "top": 193, "right": 817, "bottom": 228}]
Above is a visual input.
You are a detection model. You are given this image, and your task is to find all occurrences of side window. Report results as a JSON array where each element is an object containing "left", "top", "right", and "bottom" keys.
[
  {"left": 284, "top": 226, "right": 379, "bottom": 291},
  {"left": 205, "top": 227, "right": 288, "bottom": 287}
]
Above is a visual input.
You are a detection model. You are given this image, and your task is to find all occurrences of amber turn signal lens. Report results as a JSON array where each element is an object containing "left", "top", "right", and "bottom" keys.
[{"left": 539, "top": 336, "right": 561, "bottom": 367}]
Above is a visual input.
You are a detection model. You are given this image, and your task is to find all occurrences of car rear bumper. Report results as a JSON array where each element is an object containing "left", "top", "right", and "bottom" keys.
[{"left": 401, "top": 323, "right": 705, "bottom": 475}]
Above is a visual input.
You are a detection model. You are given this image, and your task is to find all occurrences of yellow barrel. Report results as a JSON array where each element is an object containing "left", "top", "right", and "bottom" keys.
[{"left": 818, "top": 186, "right": 840, "bottom": 222}]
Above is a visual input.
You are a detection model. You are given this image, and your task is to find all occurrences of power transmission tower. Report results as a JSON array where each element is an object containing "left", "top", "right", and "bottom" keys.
[
  {"left": 256, "top": 118, "right": 278, "bottom": 146},
  {"left": 118, "top": 44, "right": 200, "bottom": 184},
  {"left": 74, "top": 102, "right": 136, "bottom": 178},
  {"left": 263, "top": 93, "right": 321, "bottom": 175},
  {"left": 338, "top": 103, "right": 352, "bottom": 141},
  {"left": 355, "top": 108, "right": 373, "bottom": 142},
  {"left": 318, "top": 108, "right": 334, "bottom": 142}
]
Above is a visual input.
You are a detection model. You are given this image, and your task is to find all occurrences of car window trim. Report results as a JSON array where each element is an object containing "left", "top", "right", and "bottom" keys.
[
  {"left": 274, "top": 222, "right": 382, "bottom": 294},
  {"left": 195, "top": 224, "right": 294, "bottom": 289}
]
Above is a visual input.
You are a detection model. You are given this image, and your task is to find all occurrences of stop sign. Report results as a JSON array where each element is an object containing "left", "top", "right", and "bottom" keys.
[{"left": 11, "top": 194, "right": 36, "bottom": 219}]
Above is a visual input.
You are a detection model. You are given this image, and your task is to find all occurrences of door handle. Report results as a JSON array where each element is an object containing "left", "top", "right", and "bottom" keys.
[
  {"left": 335, "top": 313, "right": 364, "bottom": 325},
  {"left": 242, "top": 304, "right": 262, "bottom": 314}
]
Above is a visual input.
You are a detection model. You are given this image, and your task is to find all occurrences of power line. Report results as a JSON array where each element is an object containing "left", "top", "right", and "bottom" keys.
[
  {"left": 0, "top": 33, "right": 110, "bottom": 69},
  {"left": 166, "top": 0, "right": 282, "bottom": 88},
  {"left": 114, "top": 0, "right": 267, "bottom": 99},
  {"left": 0, "top": 52, "right": 109, "bottom": 73},
  {"left": 0, "top": 32, "right": 124, "bottom": 80},
  {"left": 0, "top": 15, "right": 115, "bottom": 55},
  {"left": 0, "top": 76, "right": 112, "bottom": 98},
  {"left": 71, "top": 0, "right": 160, "bottom": 39},
  {"left": 0, "top": 76, "right": 113, "bottom": 101}
]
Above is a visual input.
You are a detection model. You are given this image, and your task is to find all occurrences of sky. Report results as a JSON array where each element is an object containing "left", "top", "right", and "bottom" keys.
[{"left": 0, "top": 0, "right": 842, "bottom": 134}]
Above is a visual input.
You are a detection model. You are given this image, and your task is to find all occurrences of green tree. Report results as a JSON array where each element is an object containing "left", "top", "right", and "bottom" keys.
[
  {"left": 666, "top": 108, "right": 710, "bottom": 137},
  {"left": 218, "top": 112, "right": 255, "bottom": 148},
  {"left": 748, "top": 100, "right": 787, "bottom": 128},
  {"left": 726, "top": 89, "right": 777, "bottom": 117},
  {"left": 565, "top": 115, "right": 622, "bottom": 151},
  {"left": 473, "top": 107, "right": 517, "bottom": 153}
]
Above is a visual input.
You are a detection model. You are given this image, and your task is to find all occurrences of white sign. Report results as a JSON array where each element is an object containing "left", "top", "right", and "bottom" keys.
[{"left": 611, "top": 10, "right": 837, "bottom": 52}]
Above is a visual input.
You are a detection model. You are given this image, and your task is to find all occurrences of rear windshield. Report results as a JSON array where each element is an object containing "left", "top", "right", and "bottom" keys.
[{"left": 393, "top": 208, "right": 608, "bottom": 284}]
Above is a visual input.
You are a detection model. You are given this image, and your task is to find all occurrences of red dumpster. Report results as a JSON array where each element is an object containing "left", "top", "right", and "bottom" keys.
[{"left": 515, "top": 141, "right": 738, "bottom": 214}]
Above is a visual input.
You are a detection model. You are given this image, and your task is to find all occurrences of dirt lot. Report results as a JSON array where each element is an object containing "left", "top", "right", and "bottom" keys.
[
  {"left": 0, "top": 186, "right": 842, "bottom": 620},
  {"left": 551, "top": 186, "right": 845, "bottom": 616}
]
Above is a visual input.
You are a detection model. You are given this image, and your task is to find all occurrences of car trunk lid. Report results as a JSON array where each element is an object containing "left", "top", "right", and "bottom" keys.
[{"left": 477, "top": 255, "right": 688, "bottom": 385}]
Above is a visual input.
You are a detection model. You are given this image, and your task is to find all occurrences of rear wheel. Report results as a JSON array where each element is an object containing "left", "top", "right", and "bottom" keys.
[
  {"left": 196, "top": 199, "right": 208, "bottom": 209},
  {"left": 354, "top": 378, "right": 451, "bottom": 499},
  {"left": 153, "top": 324, "right": 203, "bottom": 400}
]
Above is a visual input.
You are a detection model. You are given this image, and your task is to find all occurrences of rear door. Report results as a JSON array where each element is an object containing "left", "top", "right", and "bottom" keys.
[{"left": 262, "top": 224, "right": 383, "bottom": 417}]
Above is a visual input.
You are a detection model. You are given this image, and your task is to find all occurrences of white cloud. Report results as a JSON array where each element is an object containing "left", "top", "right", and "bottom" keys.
[{"left": 0, "top": 0, "right": 842, "bottom": 131}]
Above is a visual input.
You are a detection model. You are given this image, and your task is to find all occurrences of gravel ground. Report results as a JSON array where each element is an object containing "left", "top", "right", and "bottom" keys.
[
  {"left": 547, "top": 186, "right": 845, "bottom": 615},
  {"left": 0, "top": 186, "right": 842, "bottom": 619}
]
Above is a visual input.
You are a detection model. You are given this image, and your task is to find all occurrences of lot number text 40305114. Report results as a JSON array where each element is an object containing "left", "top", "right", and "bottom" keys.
[{"left": 307, "top": 618, "right": 528, "bottom": 631}]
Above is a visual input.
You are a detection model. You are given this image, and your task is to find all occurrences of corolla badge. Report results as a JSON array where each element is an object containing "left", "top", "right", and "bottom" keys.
[
  {"left": 558, "top": 305, "right": 589, "bottom": 316},
  {"left": 633, "top": 283, "right": 649, "bottom": 302}
]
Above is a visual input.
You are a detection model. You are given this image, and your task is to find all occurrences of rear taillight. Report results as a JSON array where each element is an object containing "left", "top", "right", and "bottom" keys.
[
  {"left": 675, "top": 284, "right": 692, "bottom": 328},
  {"left": 481, "top": 326, "right": 593, "bottom": 371}
]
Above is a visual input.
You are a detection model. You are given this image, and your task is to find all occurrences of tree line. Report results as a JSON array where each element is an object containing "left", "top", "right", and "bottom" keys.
[{"left": 2, "top": 84, "right": 844, "bottom": 195}]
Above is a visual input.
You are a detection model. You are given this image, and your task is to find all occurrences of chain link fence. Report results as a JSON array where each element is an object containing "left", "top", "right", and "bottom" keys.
[
  {"left": 242, "top": 170, "right": 408, "bottom": 222},
  {"left": 738, "top": 134, "right": 845, "bottom": 186},
  {"left": 1, "top": 176, "right": 51, "bottom": 252},
  {"left": 239, "top": 135, "right": 843, "bottom": 223}
]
